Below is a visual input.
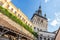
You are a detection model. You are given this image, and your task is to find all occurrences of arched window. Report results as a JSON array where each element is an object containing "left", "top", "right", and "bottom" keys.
[
  {"left": 11, "top": 8, "right": 13, "bottom": 12},
  {"left": 41, "top": 20, "right": 43, "bottom": 23},
  {"left": 14, "top": 11, "right": 17, "bottom": 14}
]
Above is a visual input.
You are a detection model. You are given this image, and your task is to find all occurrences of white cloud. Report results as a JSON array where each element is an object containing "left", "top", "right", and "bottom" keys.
[
  {"left": 45, "top": 0, "right": 48, "bottom": 3},
  {"left": 50, "top": 12, "right": 60, "bottom": 26},
  {"left": 48, "top": 18, "right": 51, "bottom": 21},
  {"left": 51, "top": 20, "right": 58, "bottom": 26},
  {"left": 55, "top": 12, "right": 60, "bottom": 21}
]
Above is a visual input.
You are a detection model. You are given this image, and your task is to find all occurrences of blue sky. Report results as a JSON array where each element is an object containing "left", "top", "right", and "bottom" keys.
[{"left": 12, "top": 0, "right": 60, "bottom": 32}]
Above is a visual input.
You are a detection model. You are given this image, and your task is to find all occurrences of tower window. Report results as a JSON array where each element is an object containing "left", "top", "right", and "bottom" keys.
[{"left": 41, "top": 20, "right": 43, "bottom": 23}]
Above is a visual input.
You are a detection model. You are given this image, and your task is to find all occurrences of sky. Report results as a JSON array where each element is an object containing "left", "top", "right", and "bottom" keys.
[{"left": 11, "top": 0, "right": 60, "bottom": 32}]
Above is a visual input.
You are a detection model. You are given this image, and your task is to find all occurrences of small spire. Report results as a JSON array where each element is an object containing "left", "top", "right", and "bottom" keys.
[
  {"left": 44, "top": 14, "right": 46, "bottom": 18},
  {"left": 39, "top": 6, "right": 41, "bottom": 9}
]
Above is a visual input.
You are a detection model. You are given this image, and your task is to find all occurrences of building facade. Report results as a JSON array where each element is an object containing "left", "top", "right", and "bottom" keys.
[
  {"left": 0, "top": 0, "right": 58, "bottom": 40},
  {"left": 31, "top": 6, "right": 56, "bottom": 40},
  {"left": 0, "top": 0, "right": 36, "bottom": 40},
  {"left": 38, "top": 31, "right": 55, "bottom": 40},
  {"left": 0, "top": 0, "right": 34, "bottom": 29}
]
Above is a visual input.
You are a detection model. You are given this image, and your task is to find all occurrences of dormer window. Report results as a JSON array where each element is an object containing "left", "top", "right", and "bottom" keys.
[
  {"left": 0, "top": 1, "right": 3, "bottom": 6},
  {"left": 20, "top": 15, "right": 21, "bottom": 18},
  {"left": 14, "top": 11, "right": 17, "bottom": 14},
  {"left": 11, "top": 8, "right": 13, "bottom": 12}
]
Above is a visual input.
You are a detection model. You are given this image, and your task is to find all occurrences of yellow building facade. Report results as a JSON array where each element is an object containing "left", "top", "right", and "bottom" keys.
[
  {"left": 0, "top": 0, "right": 34, "bottom": 29},
  {"left": 0, "top": 0, "right": 36, "bottom": 40}
]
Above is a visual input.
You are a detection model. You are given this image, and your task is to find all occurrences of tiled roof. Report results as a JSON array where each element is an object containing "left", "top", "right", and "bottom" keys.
[{"left": 31, "top": 13, "right": 47, "bottom": 20}]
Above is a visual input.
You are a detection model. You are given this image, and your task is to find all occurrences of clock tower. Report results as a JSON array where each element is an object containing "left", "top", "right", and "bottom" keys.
[{"left": 31, "top": 6, "right": 48, "bottom": 32}]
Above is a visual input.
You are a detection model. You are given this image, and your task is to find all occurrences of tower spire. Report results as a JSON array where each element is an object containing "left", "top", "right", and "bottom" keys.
[
  {"left": 34, "top": 0, "right": 42, "bottom": 16},
  {"left": 37, "top": 5, "right": 42, "bottom": 16}
]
